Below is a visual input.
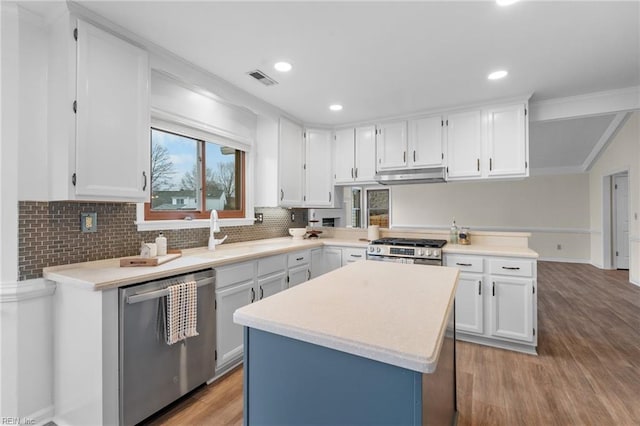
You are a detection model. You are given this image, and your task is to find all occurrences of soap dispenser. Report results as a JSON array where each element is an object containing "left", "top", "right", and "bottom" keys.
[
  {"left": 449, "top": 218, "right": 458, "bottom": 244},
  {"left": 155, "top": 232, "right": 167, "bottom": 256}
]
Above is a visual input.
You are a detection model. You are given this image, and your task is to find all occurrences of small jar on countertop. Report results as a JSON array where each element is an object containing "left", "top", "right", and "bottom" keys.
[{"left": 458, "top": 227, "right": 470, "bottom": 245}]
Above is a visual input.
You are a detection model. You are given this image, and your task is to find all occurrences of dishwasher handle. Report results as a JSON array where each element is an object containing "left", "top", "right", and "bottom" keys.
[{"left": 126, "top": 276, "right": 215, "bottom": 304}]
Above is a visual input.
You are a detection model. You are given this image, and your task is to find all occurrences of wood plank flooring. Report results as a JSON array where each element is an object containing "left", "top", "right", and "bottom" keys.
[{"left": 146, "top": 262, "right": 640, "bottom": 425}]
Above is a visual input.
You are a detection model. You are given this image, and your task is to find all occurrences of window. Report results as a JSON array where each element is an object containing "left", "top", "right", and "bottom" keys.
[
  {"left": 367, "top": 189, "right": 389, "bottom": 228},
  {"left": 145, "top": 128, "right": 245, "bottom": 220}
]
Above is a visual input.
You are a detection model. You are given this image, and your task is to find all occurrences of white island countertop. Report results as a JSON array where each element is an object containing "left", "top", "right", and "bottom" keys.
[{"left": 234, "top": 260, "right": 459, "bottom": 374}]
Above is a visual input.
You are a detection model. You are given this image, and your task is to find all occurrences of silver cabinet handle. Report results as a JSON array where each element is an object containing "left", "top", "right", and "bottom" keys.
[
  {"left": 456, "top": 262, "right": 472, "bottom": 266},
  {"left": 478, "top": 281, "right": 482, "bottom": 295},
  {"left": 329, "top": 192, "right": 332, "bottom": 202},
  {"left": 350, "top": 254, "right": 362, "bottom": 258},
  {"left": 490, "top": 158, "right": 493, "bottom": 171},
  {"left": 403, "top": 151, "right": 406, "bottom": 163},
  {"left": 296, "top": 257, "right": 304, "bottom": 261},
  {"left": 355, "top": 168, "right": 358, "bottom": 178},
  {"left": 477, "top": 158, "right": 480, "bottom": 172},
  {"left": 351, "top": 168, "right": 354, "bottom": 178},
  {"left": 502, "top": 266, "right": 521, "bottom": 270},
  {"left": 260, "top": 286, "right": 264, "bottom": 300},
  {"left": 250, "top": 288, "right": 255, "bottom": 302},
  {"left": 492, "top": 282, "right": 495, "bottom": 296},
  {"left": 142, "top": 171, "right": 147, "bottom": 191},
  {"left": 413, "top": 151, "right": 416, "bottom": 162},
  {"left": 307, "top": 269, "right": 310, "bottom": 280},
  {"left": 280, "top": 189, "right": 284, "bottom": 201}
]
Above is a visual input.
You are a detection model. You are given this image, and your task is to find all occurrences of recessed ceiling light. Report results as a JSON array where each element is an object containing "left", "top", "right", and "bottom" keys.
[
  {"left": 274, "top": 62, "right": 292, "bottom": 72},
  {"left": 488, "top": 70, "right": 508, "bottom": 80},
  {"left": 496, "top": 0, "right": 519, "bottom": 6},
  {"left": 329, "top": 104, "right": 343, "bottom": 111}
]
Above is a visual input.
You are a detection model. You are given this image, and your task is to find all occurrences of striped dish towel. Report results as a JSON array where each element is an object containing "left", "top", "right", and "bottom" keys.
[{"left": 164, "top": 281, "right": 199, "bottom": 345}]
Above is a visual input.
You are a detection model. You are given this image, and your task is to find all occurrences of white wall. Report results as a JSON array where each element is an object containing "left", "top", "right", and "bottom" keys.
[
  {"left": 391, "top": 173, "right": 591, "bottom": 261},
  {"left": 589, "top": 112, "right": 639, "bottom": 284}
]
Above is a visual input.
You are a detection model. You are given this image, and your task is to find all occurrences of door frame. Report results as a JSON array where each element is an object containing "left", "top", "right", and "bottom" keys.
[{"left": 602, "top": 169, "right": 630, "bottom": 270}]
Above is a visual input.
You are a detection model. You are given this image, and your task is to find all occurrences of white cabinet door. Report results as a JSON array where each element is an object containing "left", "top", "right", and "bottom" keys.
[
  {"left": 409, "top": 116, "right": 444, "bottom": 168},
  {"left": 305, "top": 129, "right": 333, "bottom": 206},
  {"left": 257, "top": 272, "right": 287, "bottom": 300},
  {"left": 334, "top": 128, "right": 356, "bottom": 184},
  {"left": 324, "top": 248, "right": 343, "bottom": 273},
  {"left": 455, "top": 274, "right": 484, "bottom": 335},
  {"left": 446, "top": 110, "right": 482, "bottom": 179},
  {"left": 310, "top": 248, "right": 324, "bottom": 279},
  {"left": 278, "top": 118, "right": 304, "bottom": 206},
  {"left": 376, "top": 121, "right": 408, "bottom": 170},
  {"left": 341, "top": 247, "right": 366, "bottom": 265},
  {"left": 75, "top": 20, "right": 150, "bottom": 200},
  {"left": 215, "top": 279, "right": 254, "bottom": 370},
  {"left": 489, "top": 277, "right": 534, "bottom": 342},
  {"left": 288, "top": 264, "right": 310, "bottom": 287},
  {"left": 355, "top": 126, "right": 376, "bottom": 182},
  {"left": 486, "top": 103, "right": 528, "bottom": 178}
]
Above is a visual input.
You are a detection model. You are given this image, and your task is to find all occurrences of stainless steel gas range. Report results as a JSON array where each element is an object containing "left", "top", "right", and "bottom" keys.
[{"left": 367, "top": 237, "right": 447, "bottom": 266}]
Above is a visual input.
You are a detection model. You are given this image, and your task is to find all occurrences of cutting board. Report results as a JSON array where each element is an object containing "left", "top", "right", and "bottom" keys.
[{"left": 120, "top": 250, "right": 182, "bottom": 267}]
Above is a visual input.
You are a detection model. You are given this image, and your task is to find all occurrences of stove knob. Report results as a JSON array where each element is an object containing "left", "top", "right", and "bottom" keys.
[
  {"left": 376, "top": 247, "right": 381, "bottom": 253},
  {"left": 417, "top": 249, "right": 424, "bottom": 256},
  {"left": 368, "top": 246, "right": 374, "bottom": 253},
  {"left": 424, "top": 249, "right": 431, "bottom": 257}
]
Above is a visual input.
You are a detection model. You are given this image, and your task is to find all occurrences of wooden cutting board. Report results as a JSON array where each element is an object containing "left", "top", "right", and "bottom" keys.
[{"left": 120, "top": 250, "right": 182, "bottom": 267}]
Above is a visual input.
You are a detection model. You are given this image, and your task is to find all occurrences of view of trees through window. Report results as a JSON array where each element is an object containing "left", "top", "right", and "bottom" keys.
[{"left": 148, "top": 128, "right": 243, "bottom": 218}]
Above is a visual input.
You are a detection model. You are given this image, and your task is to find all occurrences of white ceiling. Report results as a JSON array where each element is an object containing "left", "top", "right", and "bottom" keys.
[{"left": 19, "top": 1, "right": 640, "bottom": 171}]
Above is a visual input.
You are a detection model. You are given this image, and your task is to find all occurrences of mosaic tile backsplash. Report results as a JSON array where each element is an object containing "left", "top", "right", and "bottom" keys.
[{"left": 18, "top": 201, "right": 307, "bottom": 280}]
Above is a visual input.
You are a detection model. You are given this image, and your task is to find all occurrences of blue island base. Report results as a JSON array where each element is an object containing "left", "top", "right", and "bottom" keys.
[{"left": 244, "top": 324, "right": 456, "bottom": 425}]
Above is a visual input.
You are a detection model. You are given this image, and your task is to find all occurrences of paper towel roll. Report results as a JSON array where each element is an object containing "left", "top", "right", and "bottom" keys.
[{"left": 368, "top": 225, "right": 380, "bottom": 241}]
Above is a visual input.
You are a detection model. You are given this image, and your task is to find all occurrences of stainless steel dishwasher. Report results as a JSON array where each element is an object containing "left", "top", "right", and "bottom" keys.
[{"left": 119, "top": 269, "right": 216, "bottom": 426}]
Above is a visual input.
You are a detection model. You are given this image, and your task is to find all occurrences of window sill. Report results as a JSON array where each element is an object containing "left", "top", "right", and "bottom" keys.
[{"left": 135, "top": 217, "right": 255, "bottom": 232}]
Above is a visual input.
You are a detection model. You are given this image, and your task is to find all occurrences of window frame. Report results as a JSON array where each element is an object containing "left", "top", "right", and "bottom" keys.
[{"left": 144, "top": 127, "right": 246, "bottom": 221}]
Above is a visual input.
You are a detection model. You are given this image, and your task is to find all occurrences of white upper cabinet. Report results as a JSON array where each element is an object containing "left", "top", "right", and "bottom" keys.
[
  {"left": 446, "top": 109, "right": 483, "bottom": 179},
  {"left": 376, "top": 121, "right": 408, "bottom": 170},
  {"left": 446, "top": 102, "right": 529, "bottom": 181},
  {"left": 333, "top": 128, "right": 356, "bottom": 184},
  {"left": 354, "top": 125, "right": 376, "bottom": 182},
  {"left": 278, "top": 118, "right": 304, "bottom": 206},
  {"left": 409, "top": 115, "right": 445, "bottom": 168},
  {"left": 305, "top": 128, "right": 333, "bottom": 207},
  {"left": 333, "top": 126, "right": 376, "bottom": 184},
  {"left": 486, "top": 103, "right": 528, "bottom": 178},
  {"left": 49, "top": 16, "right": 150, "bottom": 202}
]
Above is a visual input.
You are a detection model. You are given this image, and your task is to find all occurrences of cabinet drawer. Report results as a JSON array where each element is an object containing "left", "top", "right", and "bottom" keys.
[
  {"left": 342, "top": 247, "right": 366, "bottom": 264},
  {"left": 288, "top": 250, "right": 310, "bottom": 268},
  {"left": 216, "top": 261, "right": 255, "bottom": 288},
  {"left": 445, "top": 255, "right": 484, "bottom": 273},
  {"left": 257, "top": 254, "right": 286, "bottom": 277},
  {"left": 488, "top": 259, "right": 533, "bottom": 277}
]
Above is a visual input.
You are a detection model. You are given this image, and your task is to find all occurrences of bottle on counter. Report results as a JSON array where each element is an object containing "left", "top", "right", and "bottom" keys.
[
  {"left": 449, "top": 218, "right": 458, "bottom": 244},
  {"left": 155, "top": 232, "right": 167, "bottom": 256}
]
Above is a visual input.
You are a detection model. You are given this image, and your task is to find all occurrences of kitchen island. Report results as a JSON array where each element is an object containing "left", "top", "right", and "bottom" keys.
[{"left": 234, "top": 260, "right": 459, "bottom": 425}]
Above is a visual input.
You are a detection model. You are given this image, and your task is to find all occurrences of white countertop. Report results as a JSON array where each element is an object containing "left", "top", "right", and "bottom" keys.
[
  {"left": 443, "top": 244, "right": 538, "bottom": 258},
  {"left": 42, "top": 237, "right": 367, "bottom": 290},
  {"left": 234, "top": 260, "right": 459, "bottom": 374},
  {"left": 42, "top": 236, "right": 536, "bottom": 291}
]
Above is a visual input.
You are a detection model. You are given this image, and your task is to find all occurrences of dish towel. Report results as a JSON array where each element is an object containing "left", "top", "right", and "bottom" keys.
[{"left": 164, "top": 281, "right": 199, "bottom": 345}]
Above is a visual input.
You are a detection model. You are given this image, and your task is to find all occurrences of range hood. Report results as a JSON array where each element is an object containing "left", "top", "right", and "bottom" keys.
[{"left": 374, "top": 167, "right": 446, "bottom": 185}]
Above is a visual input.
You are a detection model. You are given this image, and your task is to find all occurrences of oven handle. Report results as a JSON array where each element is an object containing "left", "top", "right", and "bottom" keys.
[{"left": 126, "top": 277, "right": 215, "bottom": 304}]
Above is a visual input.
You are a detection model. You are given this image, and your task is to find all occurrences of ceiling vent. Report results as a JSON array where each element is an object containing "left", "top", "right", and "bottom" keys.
[{"left": 247, "top": 69, "right": 278, "bottom": 86}]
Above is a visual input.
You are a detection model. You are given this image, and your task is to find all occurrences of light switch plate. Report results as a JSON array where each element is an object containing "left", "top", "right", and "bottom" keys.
[
  {"left": 255, "top": 212, "right": 263, "bottom": 224},
  {"left": 81, "top": 212, "right": 97, "bottom": 232}
]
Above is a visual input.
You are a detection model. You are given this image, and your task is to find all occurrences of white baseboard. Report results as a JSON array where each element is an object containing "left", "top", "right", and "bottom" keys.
[
  {"left": 30, "top": 404, "right": 54, "bottom": 426},
  {"left": 630, "top": 278, "right": 639, "bottom": 287},
  {"left": 538, "top": 257, "right": 590, "bottom": 264}
]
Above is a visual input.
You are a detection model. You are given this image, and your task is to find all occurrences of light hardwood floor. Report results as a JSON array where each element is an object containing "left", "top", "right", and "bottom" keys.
[{"left": 147, "top": 262, "right": 640, "bottom": 425}]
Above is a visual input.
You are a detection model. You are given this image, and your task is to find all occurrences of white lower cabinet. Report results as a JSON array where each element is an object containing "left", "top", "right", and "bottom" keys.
[
  {"left": 310, "top": 248, "right": 324, "bottom": 279},
  {"left": 287, "top": 250, "right": 311, "bottom": 287},
  {"left": 445, "top": 253, "right": 537, "bottom": 353},
  {"left": 324, "top": 247, "right": 343, "bottom": 273},
  {"left": 341, "top": 247, "right": 367, "bottom": 265},
  {"left": 216, "top": 255, "right": 287, "bottom": 374},
  {"left": 489, "top": 277, "right": 534, "bottom": 342},
  {"left": 455, "top": 274, "right": 484, "bottom": 335}
]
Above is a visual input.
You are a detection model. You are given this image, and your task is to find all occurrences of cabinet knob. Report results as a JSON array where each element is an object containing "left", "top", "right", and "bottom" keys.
[{"left": 142, "top": 171, "right": 147, "bottom": 191}]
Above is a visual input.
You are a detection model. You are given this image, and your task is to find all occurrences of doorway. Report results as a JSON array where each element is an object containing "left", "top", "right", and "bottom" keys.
[{"left": 612, "top": 173, "right": 629, "bottom": 270}]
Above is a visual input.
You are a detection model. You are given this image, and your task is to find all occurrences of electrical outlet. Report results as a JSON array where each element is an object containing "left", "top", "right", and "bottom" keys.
[
  {"left": 291, "top": 212, "right": 295, "bottom": 222},
  {"left": 557, "top": 244, "right": 562, "bottom": 250},
  {"left": 81, "top": 212, "right": 97, "bottom": 233},
  {"left": 254, "top": 213, "right": 263, "bottom": 224}
]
